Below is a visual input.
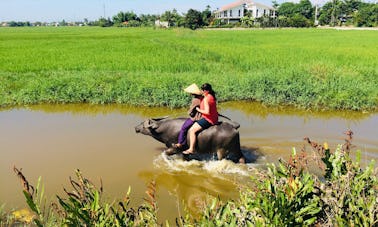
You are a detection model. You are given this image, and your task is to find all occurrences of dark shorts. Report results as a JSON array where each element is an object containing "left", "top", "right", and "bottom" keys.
[{"left": 197, "top": 118, "right": 212, "bottom": 130}]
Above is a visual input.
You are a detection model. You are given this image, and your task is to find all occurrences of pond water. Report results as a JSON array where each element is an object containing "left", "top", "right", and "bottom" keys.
[{"left": 1, "top": 101, "right": 377, "bottom": 223}]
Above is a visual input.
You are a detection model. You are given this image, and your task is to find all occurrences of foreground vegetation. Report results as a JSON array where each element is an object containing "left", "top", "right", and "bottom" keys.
[
  {"left": 1, "top": 131, "right": 377, "bottom": 226},
  {"left": 1, "top": 27, "right": 377, "bottom": 111}
]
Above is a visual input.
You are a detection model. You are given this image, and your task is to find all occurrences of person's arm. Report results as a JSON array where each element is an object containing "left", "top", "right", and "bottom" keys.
[
  {"left": 196, "top": 97, "right": 210, "bottom": 115},
  {"left": 188, "top": 99, "right": 197, "bottom": 114},
  {"left": 188, "top": 98, "right": 201, "bottom": 116}
]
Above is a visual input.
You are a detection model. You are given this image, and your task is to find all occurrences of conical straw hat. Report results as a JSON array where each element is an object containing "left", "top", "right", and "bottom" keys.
[{"left": 184, "top": 83, "right": 202, "bottom": 95}]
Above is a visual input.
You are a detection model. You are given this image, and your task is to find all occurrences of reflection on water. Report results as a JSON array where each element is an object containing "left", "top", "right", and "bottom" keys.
[
  {"left": 222, "top": 101, "right": 375, "bottom": 121},
  {"left": 0, "top": 102, "right": 377, "bottom": 222},
  {"left": 5, "top": 103, "right": 184, "bottom": 118}
]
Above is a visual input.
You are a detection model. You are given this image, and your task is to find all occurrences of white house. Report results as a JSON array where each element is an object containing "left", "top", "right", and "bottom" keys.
[
  {"left": 154, "top": 20, "right": 169, "bottom": 28},
  {"left": 215, "top": 0, "right": 276, "bottom": 24}
]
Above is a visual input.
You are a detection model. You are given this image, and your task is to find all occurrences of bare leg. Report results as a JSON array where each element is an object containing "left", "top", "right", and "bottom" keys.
[{"left": 183, "top": 123, "right": 202, "bottom": 154}]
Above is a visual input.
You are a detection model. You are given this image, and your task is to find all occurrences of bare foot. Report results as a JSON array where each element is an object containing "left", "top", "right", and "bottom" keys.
[
  {"left": 239, "top": 157, "right": 246, "bottom": 164},
  {"left": 182, "top": 149, "right": 193, "bottom": 155},
  {"left": 172, "top": 143, "right": 182, "bottom": 148},
  {"left": 164, "top": 147, "right": 177, "bottom": 156}
]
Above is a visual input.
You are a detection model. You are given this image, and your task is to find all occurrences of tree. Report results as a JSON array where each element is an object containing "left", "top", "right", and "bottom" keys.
[
  {"left": 272, "top": 0, "right": 279, "bottom": 9},
  {"left": 112, "top": 11, "right": 138, "bottom": 26},
  {"left": 241, "top": 16, "right": 254, "bottom": 27},
  {"left": 278, "top": 0, "right": 313, "bottom": 19},
  {"left": 277, "top": 2, "right": 297, "bottom": 17},
  {"left": 255, "top": 15, "right": 276, "bottom": 27},
  {"left": 272, "top": 0, "right": 280, "bottom": 27},
  {"left": 277, "top": 1, "right": 313, "bottom": 27},
  {"left": 318, "top": 1, "right": 333, "bottom": 25},
  {"left": 297, "top": 0, "right": 314, "bottom": 19},
  {"left": 318, "top": 0, "right": 348, "bottom": 26},
  {"left": 139, "top": 14, "right": 158, "bottom": 27},
  {"left": 202, "top": 5, "right": 213, "bottom": 26},
  {"left": 343, "top": 0, "right": 362, "bottom": 18},
  {"left": 161, "top": 9, "right": 182, "bottom": 27},
  {"left": 354, "top": 3, "right": 378, "bottom": 27},
  {"left": 290, "top": 13, "right": 312, "bottom": 27},
  {"left": 98, "top": 17, "right": 113, "bottom": 27},
  {"left": 59, "top": 20, "right": 67, "bottom": 26},
  {"left": 185, "top": 9, "right": 203, "bottom": 30}
]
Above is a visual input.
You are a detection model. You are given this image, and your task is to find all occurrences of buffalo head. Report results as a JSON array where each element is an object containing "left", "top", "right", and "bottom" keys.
[{"left": 134, "top": 117, "right": 167, "bottom": 135}]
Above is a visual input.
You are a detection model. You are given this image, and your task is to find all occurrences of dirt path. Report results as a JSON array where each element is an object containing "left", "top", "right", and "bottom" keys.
[{"left": 317, "top": 26, "right": 378, "bottom": 30}]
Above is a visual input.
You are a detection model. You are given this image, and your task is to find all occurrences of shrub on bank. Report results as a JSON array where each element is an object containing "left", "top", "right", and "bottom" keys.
[{"left": 189, "top": 139, "right": 377, "bottom": 226}]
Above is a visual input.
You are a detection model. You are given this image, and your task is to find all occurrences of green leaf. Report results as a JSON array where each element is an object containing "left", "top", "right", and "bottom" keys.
[{"left": 23, "top": 190, "right": 39, "bottom": 215}]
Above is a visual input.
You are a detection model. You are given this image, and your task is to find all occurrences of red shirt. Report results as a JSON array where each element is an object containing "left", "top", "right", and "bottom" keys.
[{"left": 200, "top": 94, "right": 218, "bottom": 125}]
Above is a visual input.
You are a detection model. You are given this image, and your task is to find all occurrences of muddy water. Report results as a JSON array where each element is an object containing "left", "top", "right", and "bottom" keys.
[{"left": 1, "top": 101, "right": 377, "bottom": 223}]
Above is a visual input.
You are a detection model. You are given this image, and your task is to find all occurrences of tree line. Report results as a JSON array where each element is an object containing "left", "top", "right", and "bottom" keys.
[
  {"left": 3, "top": 0, "right": 377, "bottom": 29},
  {"left": 94, "top": 7, "right": 213, "bottom": 30},
  {"left": 273, "top": 0, "right": 378, "bottom": 27}
]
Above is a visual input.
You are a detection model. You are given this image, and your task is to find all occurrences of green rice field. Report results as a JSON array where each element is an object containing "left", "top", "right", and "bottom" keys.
[{"left": 0, "top": 27, "right": 377, "bottom": 110}]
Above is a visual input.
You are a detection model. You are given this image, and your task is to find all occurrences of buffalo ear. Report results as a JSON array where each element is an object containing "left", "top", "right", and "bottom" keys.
[
  {"left": 143, "top": 120, "right": 150, "bottom": 128},
  {"left": 150, "top": 122, "right": 159, "bottom": 129},
  {"left": 152, "top": 116, "right": 168, "bottom": 121},
  {"left": 145, "top": 119, "right": 158, "bottom": 129}
]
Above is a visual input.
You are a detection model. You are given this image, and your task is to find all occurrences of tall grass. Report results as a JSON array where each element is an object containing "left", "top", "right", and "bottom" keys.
[{"left": 0, "top": 27, "right": 377, "bottom": 110}]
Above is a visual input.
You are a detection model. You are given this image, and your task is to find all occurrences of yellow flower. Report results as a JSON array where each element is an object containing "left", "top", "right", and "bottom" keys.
[{"left": 12, "top": 208, "right": 35, "bottom": 224}]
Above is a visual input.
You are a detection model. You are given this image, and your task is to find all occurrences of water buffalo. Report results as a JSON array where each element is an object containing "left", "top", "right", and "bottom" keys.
[{"left": 135, "top": 117, "right": 245, "bottom": 163}]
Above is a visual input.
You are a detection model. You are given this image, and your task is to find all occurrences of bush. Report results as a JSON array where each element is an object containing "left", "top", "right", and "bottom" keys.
[
  {"left": 12, "top": 168, "right": 159, "bottom": 226},
  {"left": 186, "top": 131, "right": 378, "bottom": 226}
]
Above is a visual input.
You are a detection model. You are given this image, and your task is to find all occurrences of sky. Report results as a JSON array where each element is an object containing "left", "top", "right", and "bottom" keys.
[{"left": 0, "top": 0, "right": 275, "bottom": 23}]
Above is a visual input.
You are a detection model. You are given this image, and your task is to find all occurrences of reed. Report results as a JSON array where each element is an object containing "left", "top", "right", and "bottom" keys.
[{"left": 0, "top": 27, "right": 377, "bottom": 110}]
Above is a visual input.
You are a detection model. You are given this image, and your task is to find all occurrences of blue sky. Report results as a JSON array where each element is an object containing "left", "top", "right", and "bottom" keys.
[{"left": 0, "top": 0, "right": 276, "bottom": 22}]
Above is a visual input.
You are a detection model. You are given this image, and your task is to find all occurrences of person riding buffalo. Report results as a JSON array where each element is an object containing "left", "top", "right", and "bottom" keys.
[
  {"left": 172, "top": 83, "right": 203, "bottom": 150},
  {"left": 183, "top": 83, "right": 218, "bottom": 155}
]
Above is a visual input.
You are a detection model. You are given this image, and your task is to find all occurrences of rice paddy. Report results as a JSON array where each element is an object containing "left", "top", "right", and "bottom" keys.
[{"left": 0, "top": 27, "right": 377, "bottom": 110}]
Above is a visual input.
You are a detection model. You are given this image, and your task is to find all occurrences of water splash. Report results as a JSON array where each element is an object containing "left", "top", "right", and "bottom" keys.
[{"left": 153, "top": 153, "right": 259, "bottom": 178}]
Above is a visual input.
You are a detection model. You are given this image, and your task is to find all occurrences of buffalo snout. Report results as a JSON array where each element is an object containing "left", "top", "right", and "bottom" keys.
[{"left": 135, "top": 123, "right": 143, "bottom": 133}]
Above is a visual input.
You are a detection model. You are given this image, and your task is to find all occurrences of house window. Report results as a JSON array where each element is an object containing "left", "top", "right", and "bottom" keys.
[
  {"left": 224, "top": 11, "right": 227, "bottom": 17},
  {"left": 264, "top": 9, "right": 266, "bottom": 16},
  {"left": 256, "top": 9, "right": 258, "bottom": 17},
  {"left": 238, "top": 9, "right": 241, "bottom": 17},
  {"left": 230, "top": 10, "right": 233, "bottom": 17}
]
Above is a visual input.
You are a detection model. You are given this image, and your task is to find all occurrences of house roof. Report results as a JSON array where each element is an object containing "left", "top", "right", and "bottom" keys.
[
  {"left": 247, "top": 1, "right": 275, "bottom": 10},
  {"left": 216, "top": 0, "right": 274, "bottom": 12},
  {"left": 218, "top": 0, "right": 252, "bottom": 12}
]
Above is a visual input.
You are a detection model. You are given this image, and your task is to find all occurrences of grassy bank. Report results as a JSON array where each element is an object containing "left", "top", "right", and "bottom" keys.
[{"left": 0, "top": 27, "right": 377, "bottom": 110}]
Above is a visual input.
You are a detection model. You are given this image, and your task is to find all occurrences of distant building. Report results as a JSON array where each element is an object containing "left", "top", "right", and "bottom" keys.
[
  {"left": 155, "top": 20, "right": 169, "bottom": 28},
  {"left": 215, "top": 0, "right": 276, "bottom": 24}
]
